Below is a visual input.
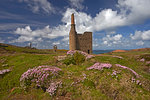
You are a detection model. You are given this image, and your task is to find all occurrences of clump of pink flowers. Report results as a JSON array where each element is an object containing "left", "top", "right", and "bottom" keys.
[
  {"left": 46, "top": 81, "right": 62, "bottom": 96},
  {"left": 20, "top": 65, "right": 62, "bottom": 95},
  {"left": 67, "top": 50, "right": 76, "bottom": 55},
  {"left": 115, "top": 64, "right": 140, "bottom": 78},
  {"left": 0, "top": 69, "right": 11, "bottom": 75},
  {"left": 111, "top": 70, "right": 120, "bottom": 76},
  {"left": 140, "top": 58, "right": 145, "bottom": 62},
  {"left": 67, "top": 50, "right": 95, "bottom": 59},
  {"left": 87, "top": 62, "right": 112, "bottom": 70},
  {"left": 146, "top": 61, "right": 150, "bottom": 64},
  {"left": 131, "top": 77, "right": 142, "bottom": 85}
]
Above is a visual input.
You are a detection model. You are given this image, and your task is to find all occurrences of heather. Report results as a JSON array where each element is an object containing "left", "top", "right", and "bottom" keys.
[{"left": 0, "top": 43, "right": 150, "bottom": 100}]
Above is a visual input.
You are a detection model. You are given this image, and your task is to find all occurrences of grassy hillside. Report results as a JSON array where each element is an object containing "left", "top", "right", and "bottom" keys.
[
  {"left": 0, "top": 43, "right": 67, "bottom": 55},
  {"left": 0, "top": 43, "right": 150, "bottom": 100}
]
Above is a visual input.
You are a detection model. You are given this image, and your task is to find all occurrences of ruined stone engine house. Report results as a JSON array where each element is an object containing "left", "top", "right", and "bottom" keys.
[{"left": 69, "top": 13, "right": 92, "bottom": 54}]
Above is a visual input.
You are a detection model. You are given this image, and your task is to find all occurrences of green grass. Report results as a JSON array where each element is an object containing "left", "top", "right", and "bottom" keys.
[
  {"left": 0, "top": 53, "right": 54, "bottom": 99},
  {"left": 0, "top": 43, "right": 150, "bottom": 100}
]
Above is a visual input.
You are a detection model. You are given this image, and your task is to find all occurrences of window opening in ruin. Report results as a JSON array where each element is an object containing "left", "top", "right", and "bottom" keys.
[{"left": 88, "top": 50, "right": 90, "bottom": 54}]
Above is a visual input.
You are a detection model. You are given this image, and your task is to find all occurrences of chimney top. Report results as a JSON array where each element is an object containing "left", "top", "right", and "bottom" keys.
[{"left": 71, "top": 13, "right": 75, "bottom": 25}]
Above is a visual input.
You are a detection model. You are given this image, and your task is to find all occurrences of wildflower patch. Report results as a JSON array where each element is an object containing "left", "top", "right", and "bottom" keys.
[
  {"left": 20, "top": 65, "right": 62, "bottom": 96},
  {"left": 0, "top": 69, "right": 11, "bottom": 75},
  {"left": 131, "top": 77, "right": 142, "bottom": 86},
  {"left": 87, "top": 62, "right": 112, "bottom": 70},
  {"left": 87, "top": 63, "right": 140, "bottom": 79},
  {"left": 67, "top": 50, "right": 95, "bottom": 59},
  {"left": 115, "top": 64, "right": 140, "bottom": 78}
]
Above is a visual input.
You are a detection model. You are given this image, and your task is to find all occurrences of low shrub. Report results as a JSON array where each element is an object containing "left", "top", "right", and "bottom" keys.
[
  {"left": 62, "top": 56, "right": 75, "bottom": 65},
  {"left": 63, "top": 52, "right": 85, "bottom": 65},
  {"left": 67, "top": 50, "right": 95, "bottom": 59},
  {"left": 73, "top": 52, "right": 85, "bottom": 65}
]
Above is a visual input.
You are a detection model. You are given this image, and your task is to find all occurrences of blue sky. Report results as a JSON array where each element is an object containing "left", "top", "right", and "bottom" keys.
[{"left": 0, "top": 0, "right": 150, "bottom": 50}]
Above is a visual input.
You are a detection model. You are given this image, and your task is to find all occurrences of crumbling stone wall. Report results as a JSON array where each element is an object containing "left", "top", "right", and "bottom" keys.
[
  {"left": 69, "top": 13, "right": 92, "bottom": 54},
  {"left": 77, "top": 32, "right": 92, "bottom": 54}
]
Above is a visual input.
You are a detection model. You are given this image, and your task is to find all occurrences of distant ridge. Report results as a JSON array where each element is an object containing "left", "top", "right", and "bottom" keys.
[
  {"left": 130, "top": 48, "right": 150, "bottom": 51},
  {"left": 0, "top": 43, "right": 67, "bottom": 54},
  {"left": 111, "top": 48, "right": 150, "bottom": 53}
]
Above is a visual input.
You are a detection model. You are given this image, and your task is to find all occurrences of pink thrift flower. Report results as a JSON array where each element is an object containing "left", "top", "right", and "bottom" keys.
[
  {"left": 20, "top": 65, "right": 62, "bottom": 90},
  {"left": 140, "top": 58, "right": 145, "bottom": 62},
  {"left": 115, "top": 64, "right": 140, "bottom": 78},
  {"left": 146, "top": 61, "right": 150, "bottom": 64},
  {"left": 87, "top": 62, "right": 112, "bottom": 70},
  {"left": 67, "top": 50, "right": 95, "bottom": 59}
]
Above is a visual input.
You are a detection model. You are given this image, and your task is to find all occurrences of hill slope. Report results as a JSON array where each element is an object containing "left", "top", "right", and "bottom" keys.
[{"left": 0, "top": 43, "right": 150, "bottom": 100}]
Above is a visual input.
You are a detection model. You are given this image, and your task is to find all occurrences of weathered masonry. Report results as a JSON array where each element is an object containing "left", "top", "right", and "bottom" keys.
[{"left": 69, "top": 13, "right": 92, "bottom": 54}]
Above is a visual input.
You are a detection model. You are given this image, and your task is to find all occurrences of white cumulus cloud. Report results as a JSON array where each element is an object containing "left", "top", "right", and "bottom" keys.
[
  {"left": 16, "top": 0, "right": 150, "bottom": 36},
  {"left": 102, "top": 34, "right": 123, "bottom": 46},
  {"left": 63, "top": 0, "right": 150, "bottom": 33},
  {"left": 52, "top": 42, "right": 60, "bottom": 45},
  {"left": 93, "top": 9, "right": 127, "bottom": 31},
  {"left": 68, "top": 0, "right": 84, "bottom": 10},
  {"left": 130, "top": 30, "right": 150, "bottom": 41},
  {"left": 13, "top": 0, "right": 150, "bottom": 48},
  {"left": 12, "top": 24, "right": 70, "bottom": 43},
  {"left": 118, "top": 0, "right": 150, "bottom": 24},
  {"left": 61, "top": 8, "right": 127, "bottom": 33},
  {"left": 19, "top": 0, "right": 55, "bottom": 14},
  {"left": 136, "top": 41, "right": 144, "bottom": 46}
]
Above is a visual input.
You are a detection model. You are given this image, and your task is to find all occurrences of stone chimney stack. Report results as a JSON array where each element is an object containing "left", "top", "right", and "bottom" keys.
[
  {"left": 69, "top": 13, "right": 77, "bottom": 50},
  {"left": 71, "top": 13, "right": 75, "bottom": 25}
]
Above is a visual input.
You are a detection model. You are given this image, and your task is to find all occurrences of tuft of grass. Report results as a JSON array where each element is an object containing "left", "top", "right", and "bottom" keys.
[
  {"left": 140, "top": 54, "right": 150, "bottom": 61},
  {"left": 0, "top": 53, "right": 54, "bottom": 99},
  {"left": 82, "top": 79, "right": 95, "bottom": 88}
]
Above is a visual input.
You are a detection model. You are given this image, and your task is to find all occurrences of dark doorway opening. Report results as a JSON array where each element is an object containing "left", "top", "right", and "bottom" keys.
[{"left": 88, "top": 50, "right": 90, "bottom": 54}]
